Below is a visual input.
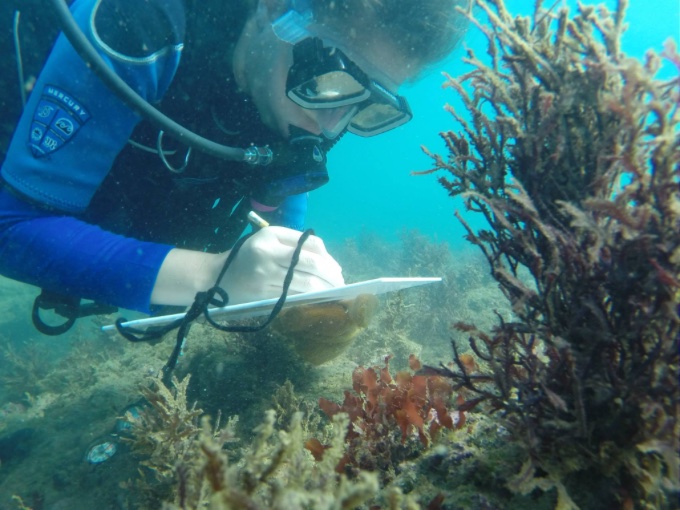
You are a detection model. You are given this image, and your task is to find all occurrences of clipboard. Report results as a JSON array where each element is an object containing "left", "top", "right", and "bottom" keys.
[{"left": 102, "top": 277, "right": 442, "bottom": 333}]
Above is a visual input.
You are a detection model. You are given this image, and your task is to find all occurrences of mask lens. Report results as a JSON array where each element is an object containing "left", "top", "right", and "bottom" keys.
[
  {"left": 349, "top": 102, "right": 412, "bottom": 136},
  {"left": 313, "top": 104, "right": 359, "bottom": 139},
  {"left": 288, "top": 71, "right": 369, "bottom": 108},
  {"left": 287, "top": 38, "right": 412, "bottom": 137}
]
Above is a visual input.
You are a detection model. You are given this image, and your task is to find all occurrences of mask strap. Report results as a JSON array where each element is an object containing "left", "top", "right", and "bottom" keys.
[{"left": 271, "top": 0, "right": 313, "bottom": 43}]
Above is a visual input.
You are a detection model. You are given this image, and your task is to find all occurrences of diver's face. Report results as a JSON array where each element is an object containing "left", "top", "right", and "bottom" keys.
[
  {"left": 233, "top": 8, "right": 415, "bottom": 139},
  {"left": 233, "top": 17, "right": 317, "bottom": 137}
]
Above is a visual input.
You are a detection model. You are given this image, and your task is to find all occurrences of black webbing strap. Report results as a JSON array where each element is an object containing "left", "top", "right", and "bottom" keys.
[
  {"left": 115, "top": 229, "right": 314, "bottom": 383},
  {"left": 32, "top": 290, "right": 118, "bottom": 336}
]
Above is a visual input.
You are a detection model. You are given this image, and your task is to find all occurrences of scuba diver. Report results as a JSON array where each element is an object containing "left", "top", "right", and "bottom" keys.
[{"left": 0, "top": 0, "right": 467, "bottom": 334}]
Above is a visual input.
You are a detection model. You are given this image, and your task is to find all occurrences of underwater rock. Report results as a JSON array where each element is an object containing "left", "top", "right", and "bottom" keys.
[
  {"left": 0, "top": 427, "right": 36, "bottom": 465},
  {"left": 273, "top": 294, "right": 379, "bottom": 365}
]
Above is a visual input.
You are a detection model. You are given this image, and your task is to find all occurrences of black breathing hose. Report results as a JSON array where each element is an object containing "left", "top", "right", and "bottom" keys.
[{"left": 48, "top": 0, "right": 272, "bottom": 165}]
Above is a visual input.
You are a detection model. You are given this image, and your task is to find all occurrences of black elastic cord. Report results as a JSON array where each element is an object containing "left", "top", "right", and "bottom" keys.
[{"left": 115, "top": 229, "right": 314, "bottom": 382}]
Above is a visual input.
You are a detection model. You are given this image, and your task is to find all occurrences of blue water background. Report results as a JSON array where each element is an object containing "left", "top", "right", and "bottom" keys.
[{"left": 308, "top": 0, "right": 679, "bottom": 252}]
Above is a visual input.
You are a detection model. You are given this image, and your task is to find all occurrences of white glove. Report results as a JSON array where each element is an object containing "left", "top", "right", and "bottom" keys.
[{"left": 219, "top": 226, "right": 344, "bottom": 305}]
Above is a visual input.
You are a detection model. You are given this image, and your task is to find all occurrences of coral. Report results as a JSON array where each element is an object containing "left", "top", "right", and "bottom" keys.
[
  {"left": 314, "top": 355, "right": 463, "bottom": 483},
  {"left": 419, "top": 0, "right": 679, "bottom": 507}
]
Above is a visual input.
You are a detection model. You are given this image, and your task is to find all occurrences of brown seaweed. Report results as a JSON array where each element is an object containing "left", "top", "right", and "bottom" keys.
[{"left": 419, "top": 0, "right": 679, "bottom": 507}]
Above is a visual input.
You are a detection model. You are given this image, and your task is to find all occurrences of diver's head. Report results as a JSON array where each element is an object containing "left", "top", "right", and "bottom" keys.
[{"left": 233, "top": 0, "right": 468, "bottom": 139}]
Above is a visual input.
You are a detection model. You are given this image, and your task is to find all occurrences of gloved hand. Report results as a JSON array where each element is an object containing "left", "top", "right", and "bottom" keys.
[{"left": 219, "top": 226, "right": 344, "bottom": 305}]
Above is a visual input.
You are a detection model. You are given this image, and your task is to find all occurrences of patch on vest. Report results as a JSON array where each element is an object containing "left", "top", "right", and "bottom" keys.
[{"left": 29, "top": 85, "right": 90, "bottom": 158}]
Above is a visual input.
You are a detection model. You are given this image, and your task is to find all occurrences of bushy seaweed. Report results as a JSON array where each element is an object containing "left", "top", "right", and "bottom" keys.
[
  {"left": 125, "top": 376, "right": 408, "bottom": 509},
  {"left": 418, "top": 0, "right": 679, "bottom": 507},
  {"left": 313, "top": 355, "right": 462, "bottom": 484}
]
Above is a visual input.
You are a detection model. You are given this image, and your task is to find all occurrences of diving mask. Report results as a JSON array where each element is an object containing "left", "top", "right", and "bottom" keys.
[{"left": 286, "top": 37, "right": 413, "bottom": 137}]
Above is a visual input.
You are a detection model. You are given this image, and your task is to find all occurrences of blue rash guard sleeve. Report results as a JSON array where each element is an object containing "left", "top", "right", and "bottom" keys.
[
  {"left": 0, "top": 0, "right": 184, "bottom": 312},
  {"left": 2, "top": 0, "right": 184, "bottom": 211},
  {"left": 0, "top": 189, "right": 172, "bottom": 312}
]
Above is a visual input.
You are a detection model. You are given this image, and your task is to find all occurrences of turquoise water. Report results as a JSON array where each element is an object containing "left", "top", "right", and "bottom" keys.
[{"left": 309, "top": 0, "right": 680, "bottom": 249}]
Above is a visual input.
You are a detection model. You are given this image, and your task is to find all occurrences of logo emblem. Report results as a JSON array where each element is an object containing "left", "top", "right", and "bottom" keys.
[{"left": 29, "top": 85, "right": 90, "bottom": 158}]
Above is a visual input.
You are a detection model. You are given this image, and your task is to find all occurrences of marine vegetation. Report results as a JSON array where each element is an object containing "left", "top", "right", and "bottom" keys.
[
  {"left": 126, "top": 374, "right": 424, "bottom": 509},
  {"left": 418, "top": 0, "right": 679, "bottom": 507},
  {"left": 312, "top": 355, "right": 463, "bottom": 484},
  {"left": 125, "top": 375, "right": 205, "bottom": 485}
]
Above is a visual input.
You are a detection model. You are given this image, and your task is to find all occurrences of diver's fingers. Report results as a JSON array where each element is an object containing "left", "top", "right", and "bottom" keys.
[
  {"left": 284, "top": 272, "right": 343, "bottom": 294},
  {"left": 266, "top": 226, "right": 333, "bottom": 256},
  {"left": 288, "top": 250, "right": 345, "bottom": 288},
  {"left": 268, "top": 242, "right": 344, "bottom": 288},
  {"left": 261, "top": 226, "right": 343, "bottom": 282}
]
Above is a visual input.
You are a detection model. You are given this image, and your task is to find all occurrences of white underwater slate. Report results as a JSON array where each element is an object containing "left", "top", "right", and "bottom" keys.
[{"left": 101, "top": 277, "right": 442, "bottom": 332}]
